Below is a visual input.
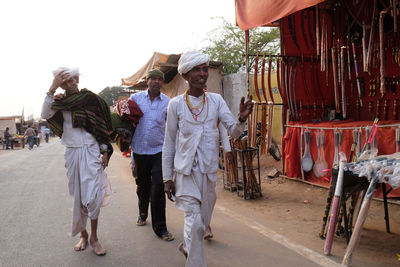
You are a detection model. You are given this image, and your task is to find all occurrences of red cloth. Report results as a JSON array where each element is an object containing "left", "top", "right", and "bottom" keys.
[
  {"left": 277, "top": 5, "right": 400, "bottom": 198},
  {"left": 116, "top": 99, "right": 143, "bottom": 128},
  {"left": 278, "top": 8, "right": 400, "bottom": 122},
  {"left": 122, "top": 147, "right": 131, "bottom": 158},
  {"left": 283, "top": 120, "right": 400, "bottom": 198}
]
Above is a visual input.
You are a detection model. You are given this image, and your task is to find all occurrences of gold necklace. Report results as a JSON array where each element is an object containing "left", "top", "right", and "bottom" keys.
[
  {"left": 185, "top": 90, "right": 207, "bottom": 121},
  {"left": 185, "top": 90, "right": 206, "bottom": 110}
]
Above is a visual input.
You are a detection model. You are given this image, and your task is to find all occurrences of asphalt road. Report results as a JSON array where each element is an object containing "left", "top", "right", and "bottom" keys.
[{"left": 0, "top": 139, "right": 326, "bottom": 267}]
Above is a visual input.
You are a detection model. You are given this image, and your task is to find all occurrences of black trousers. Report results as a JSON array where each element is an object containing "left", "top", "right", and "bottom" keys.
[{"left": 133, "top": 152, "right": 167, "bottom": 236}]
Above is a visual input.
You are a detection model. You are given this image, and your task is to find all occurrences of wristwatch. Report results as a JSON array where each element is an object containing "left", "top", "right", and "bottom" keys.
[
  {"left": 238, "top": 116, "right": 246, "bottom": 123},
  {"left": 100, "top": 143, "right": 113, "bottom": 157}
]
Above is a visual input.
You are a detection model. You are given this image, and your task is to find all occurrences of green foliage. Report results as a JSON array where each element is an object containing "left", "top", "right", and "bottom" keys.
[
  {"left": 98, "top": 86, "right": 129, "bottom": 106},
  {"left": 202, "top": 17, "right": 280, "bottom": 74}
]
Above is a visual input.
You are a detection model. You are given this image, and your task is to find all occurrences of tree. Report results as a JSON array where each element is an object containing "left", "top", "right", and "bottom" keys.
[
  {"left": 202, "top": 17, "right": 280, "bottom": 74},
  {"left": 98, "top": 86, "right": 129, "bottom": 106}
]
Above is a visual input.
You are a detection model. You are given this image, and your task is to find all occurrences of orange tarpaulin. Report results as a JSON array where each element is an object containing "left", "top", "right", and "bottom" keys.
[{"left": 235, "top": 0, "right": 325, "bottom": 30}]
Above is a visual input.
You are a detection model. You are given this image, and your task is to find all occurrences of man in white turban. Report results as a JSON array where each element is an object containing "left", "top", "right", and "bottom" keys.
[
  {"left": 41, "top": 67, "right": 113, "bottom": 256},
  {"left": 163, "top": 51, "right": 253, "bottom": 266}
]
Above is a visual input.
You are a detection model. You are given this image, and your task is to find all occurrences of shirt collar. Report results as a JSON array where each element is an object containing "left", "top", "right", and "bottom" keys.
[{"left": 145, "top": 89, "right": 165, "bottom": 101}]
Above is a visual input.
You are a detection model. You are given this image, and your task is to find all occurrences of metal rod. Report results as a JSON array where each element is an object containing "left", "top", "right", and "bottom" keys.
[{"left": 245, "top": 30, "right": 250, "bottom": 98}]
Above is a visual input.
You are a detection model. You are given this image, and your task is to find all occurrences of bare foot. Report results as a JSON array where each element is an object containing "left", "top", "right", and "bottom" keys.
[
  {"left": 204, "top": 225, "right": 213, "bottom": 240},
  {"left": 90, "top": 239, "right": 106, "bottom": 256},
  {"left": 74, "top": 237, "right": 88, "bottom": 251},
  {"left": 178, "top": 242, "right": 187, "bottom": 259}
]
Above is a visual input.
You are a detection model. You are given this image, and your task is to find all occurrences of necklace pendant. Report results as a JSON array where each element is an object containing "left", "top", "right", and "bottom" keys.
[{"left": 195, "top": 115, "right": 198, "bottom": 121}]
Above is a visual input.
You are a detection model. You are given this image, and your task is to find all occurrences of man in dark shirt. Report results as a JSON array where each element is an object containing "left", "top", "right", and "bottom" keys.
[{"left": 4, "top": 127, "right": 13, "bottom": 150}]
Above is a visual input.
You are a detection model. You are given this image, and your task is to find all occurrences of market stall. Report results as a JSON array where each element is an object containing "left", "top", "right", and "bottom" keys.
[
  {"left": 237, "top": 0, "right": 400, "bottom": 194},
  {"left": 236, "top": 0, "right": 400, "bottom": 264},
  {"left": 11, "top": 135, "right": 26, "bottom": 149},
  {"left": 279, "top": 1, "right": 400, "bottom": 195}
]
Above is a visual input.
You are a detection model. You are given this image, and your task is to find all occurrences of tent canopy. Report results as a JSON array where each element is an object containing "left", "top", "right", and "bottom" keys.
[
  {"left": 121, "top": 52, "right": 223, "bottom": 98},
  {"left": 121, "top": 52, "right": 180, "bottom": 86},
  {"left": 121, "top": 52, "right": 222, "bottom": 86},
  {"left": 235, "top": 0, "right": 325, "bottom": 30}
]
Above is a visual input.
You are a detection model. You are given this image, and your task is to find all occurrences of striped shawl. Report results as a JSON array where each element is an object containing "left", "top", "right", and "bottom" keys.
[{"left": 47, "top": 89, "right": 113, "bottom": 144}]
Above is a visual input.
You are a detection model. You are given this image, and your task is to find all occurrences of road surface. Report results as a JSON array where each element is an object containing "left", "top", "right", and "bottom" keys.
[{"left": 0, "top": 139, "right": 334, "bottom": 266}]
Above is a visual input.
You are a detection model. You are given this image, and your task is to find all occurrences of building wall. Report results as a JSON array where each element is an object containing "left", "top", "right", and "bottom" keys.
[
  {"left": 0, "top": 117, "right": 18, "bottom": 137},
  {"left": 223, "top": 72, "right": 283, "bottom": 144},
  {"left": 223, "top": 73, "right": 247, "bottom": 117}
]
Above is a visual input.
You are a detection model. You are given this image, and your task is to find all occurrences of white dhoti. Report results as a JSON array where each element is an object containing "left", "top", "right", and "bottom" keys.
[
  {"left": 175, "top": 160, "right": 217, "bottom": 267},
  {"left": 65, "top": 143, "right": 111, "bottom": 236}
]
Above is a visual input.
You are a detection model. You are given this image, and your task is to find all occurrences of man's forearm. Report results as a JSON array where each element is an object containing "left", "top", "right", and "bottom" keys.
[
  {"left": 228, "top": 120, "right": 246, "bottom": 139},
  {"left": 48, "top": 85, "right": 57, "bottom": 95},
  {"left": 162, "top": 153, "right": 174, "bottom": 181},
  {"left": 41, "top": 95, "right": 56, "bottom": 119}
]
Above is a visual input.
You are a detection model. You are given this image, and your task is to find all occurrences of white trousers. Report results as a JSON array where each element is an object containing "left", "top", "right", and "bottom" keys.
[
  {"left": 175, "top": 162, "right": 217, "bottom": 267},
  {"left": 64, "top": 144, "right": 111, "bottom": 236}
]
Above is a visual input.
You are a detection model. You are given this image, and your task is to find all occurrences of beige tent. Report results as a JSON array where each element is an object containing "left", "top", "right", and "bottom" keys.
[{"left": 121, "top": 52, "right": 224, "bottom": 98}]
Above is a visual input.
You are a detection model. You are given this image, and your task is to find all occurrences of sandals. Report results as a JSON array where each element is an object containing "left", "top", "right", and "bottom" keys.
[
  {"left": 136, "top": 216, "right": 146, "bottom": 226},
  {"left": 160, "top": 231, "right": 175, "bottom": 242}
]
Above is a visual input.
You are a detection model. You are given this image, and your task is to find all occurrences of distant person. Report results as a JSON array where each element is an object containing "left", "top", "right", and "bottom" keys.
[
  {"left": 43, "top": 127, "right": 50, "bottom": 143},
  {"left": 4, "top": 127, "right": 13, "bottom": 150},
  {"left": 163, "top": 51, "right": 253, "bottom": 266},
  {"left": 41, "top": 67, "right": 113, "bottom": 256},
  {"left": 24, "top": 125, "right": 36, "bottom": 150},
  {"left": 129, "top": 69, "right": 174, "bottom": 241}
]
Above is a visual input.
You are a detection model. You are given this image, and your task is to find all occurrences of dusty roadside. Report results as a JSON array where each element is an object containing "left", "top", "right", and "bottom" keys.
[
  {"left": 1, "top": 140, "right": 398, "bottom": 266},
  {"left": 215, "top": 153, "right": 400, "bottom": 267}
]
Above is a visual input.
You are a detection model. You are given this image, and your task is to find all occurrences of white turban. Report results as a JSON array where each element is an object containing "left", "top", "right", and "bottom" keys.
[
  {"left": 52, "top": 67, "right": 79, "bottom": 77},
  {"left": 177, "top": 51, "right": 210, "bottom": 74}
]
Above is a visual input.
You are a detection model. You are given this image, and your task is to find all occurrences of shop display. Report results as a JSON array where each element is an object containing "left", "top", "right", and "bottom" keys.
[
  {"left": 324, "top": 152, "right": 347, "bottom": 256},
  {"left": 301, "top": 130, "right": 313, "bottom": 172},
  {"left": 340, "top": 152, "right": 400, "bottom": 265},
  {"left": 237, "top": 0, "right": 400, "bottom": 263}
]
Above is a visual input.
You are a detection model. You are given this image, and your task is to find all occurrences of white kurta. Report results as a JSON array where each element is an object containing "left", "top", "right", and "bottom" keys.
[
  {"left": 162, "top": 93, "right": 245, "bottom": 180},
  {"left": 162, "top": 92, "right": 245, "bottom": 267},
  {"left": 41, "top": 95, "right": 111, "bottom": 236},
  {"left": 219, "top": 123, "right": 231, "bottom": 152}
]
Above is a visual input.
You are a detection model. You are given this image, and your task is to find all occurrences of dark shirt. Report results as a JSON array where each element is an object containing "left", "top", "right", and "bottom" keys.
[{"left": 4, "top": 130, "right": 11, "bottom": 140}]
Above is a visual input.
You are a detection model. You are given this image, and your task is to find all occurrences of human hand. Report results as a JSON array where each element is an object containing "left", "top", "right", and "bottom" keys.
[
  {"left": 49, "top": 70, "right": 71, "bottom": 95},
  {"left": 225, "top": 151, "right": 234, "bottom": 164},
  {"left": 164, "top": 180, "right": 176, "bottom": 202},
  {"left": 102, "top": 152, "right": 109, "bottom": 168},
  {"left": 132, "top": 165, "right": 137, "bottom": 178},
  {"left": 54, "top": 93, "right": 64, "bottom": 100},
  {"left": 239, "top": 95, "right": 254, "bottom": 121}
]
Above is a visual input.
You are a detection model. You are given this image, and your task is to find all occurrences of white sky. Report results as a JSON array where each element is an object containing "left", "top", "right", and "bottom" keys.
[{"left": 0, "top": 0, "right": 236, "bottom": 119}]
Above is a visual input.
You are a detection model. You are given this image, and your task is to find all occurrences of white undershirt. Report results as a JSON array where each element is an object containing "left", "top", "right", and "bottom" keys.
[{"left": 41, "top": 95, "right": 97, "bottom": 147}]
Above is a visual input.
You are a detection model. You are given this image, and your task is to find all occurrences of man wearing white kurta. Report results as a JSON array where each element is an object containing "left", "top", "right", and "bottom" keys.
[
  {"left": 41, "top": 67, "right": 112, "bottom": 256},
  {"left": 163, "top": 51, "right": 253, "bottom": 267}
]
